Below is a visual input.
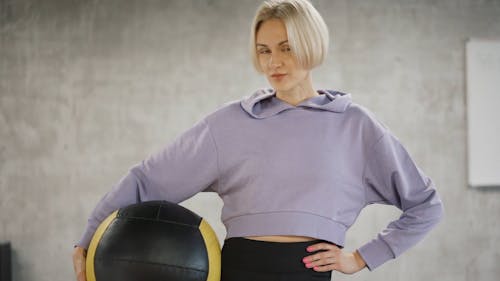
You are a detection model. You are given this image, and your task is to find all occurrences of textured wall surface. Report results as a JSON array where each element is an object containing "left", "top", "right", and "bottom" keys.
[{"left": 1, "top": 0, "right": 499, "bottom": 280}]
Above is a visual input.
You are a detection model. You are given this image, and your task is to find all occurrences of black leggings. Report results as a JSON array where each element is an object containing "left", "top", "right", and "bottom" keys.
[{"left": 221, "top": 237, "right": 333, "bottom": 281}]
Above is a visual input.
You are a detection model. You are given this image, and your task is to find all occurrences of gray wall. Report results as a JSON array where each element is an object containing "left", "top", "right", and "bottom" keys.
[{"left": 1, "top": 0, "right": 499, "bottom": 280}]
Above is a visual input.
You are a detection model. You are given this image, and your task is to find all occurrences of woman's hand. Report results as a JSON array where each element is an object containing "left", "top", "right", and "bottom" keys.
[
  {"left": 72, "top": 246, "right": 87, "bottom": 281},
  {"left": 302, "top": 242, "right": 366, "bottom": 274}
]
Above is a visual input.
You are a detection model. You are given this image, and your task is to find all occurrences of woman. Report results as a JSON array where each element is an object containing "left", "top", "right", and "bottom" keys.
[{"left": 73, "top": 0, "right": 444, "bottom": 280}]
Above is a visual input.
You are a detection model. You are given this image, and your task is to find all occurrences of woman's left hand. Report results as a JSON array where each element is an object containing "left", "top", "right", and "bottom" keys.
[{"left": 302, "top": 242, "right": 367, "bottom": 274}]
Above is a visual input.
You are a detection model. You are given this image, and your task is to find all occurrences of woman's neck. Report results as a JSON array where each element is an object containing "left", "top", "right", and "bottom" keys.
[{"left": 275, "top": 77, "right": 318, "bottom": 106}]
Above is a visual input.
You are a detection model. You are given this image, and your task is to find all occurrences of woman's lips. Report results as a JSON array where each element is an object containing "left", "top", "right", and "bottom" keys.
[{"left": 271, "top": 74, "right": 287, "bottom": 80}]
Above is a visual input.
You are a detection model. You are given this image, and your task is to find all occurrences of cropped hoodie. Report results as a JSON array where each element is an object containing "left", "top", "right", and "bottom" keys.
[{"left": 76, "top": 88, "right": 444, "bottom": 271}]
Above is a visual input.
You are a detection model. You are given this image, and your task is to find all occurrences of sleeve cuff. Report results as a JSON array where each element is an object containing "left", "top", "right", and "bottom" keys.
[{"left": 357, "top": 237, "right": 395, "bottom": 271}]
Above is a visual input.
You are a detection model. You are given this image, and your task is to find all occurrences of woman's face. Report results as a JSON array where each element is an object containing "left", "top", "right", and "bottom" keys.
[{"left": 255, "top": 18, "right": 310, "bottom": 93}]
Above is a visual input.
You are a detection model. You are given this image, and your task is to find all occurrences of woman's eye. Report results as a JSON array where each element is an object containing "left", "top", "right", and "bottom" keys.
[{"left": 258, "top": 49, "right": 270, "bottom": 54}]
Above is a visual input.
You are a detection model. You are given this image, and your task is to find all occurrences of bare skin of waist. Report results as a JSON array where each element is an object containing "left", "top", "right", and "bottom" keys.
[{"left": 244, "top": 235, "right": 316, "bottom": 242}]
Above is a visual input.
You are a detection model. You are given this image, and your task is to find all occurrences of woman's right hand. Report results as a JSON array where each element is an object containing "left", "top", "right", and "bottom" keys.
[{"left": 72, "top": 246, "right": 87, "bottom": 281}]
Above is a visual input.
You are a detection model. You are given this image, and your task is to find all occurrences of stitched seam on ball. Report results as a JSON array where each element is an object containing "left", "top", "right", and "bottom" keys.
[
  {"left": 119, "top": 217, "right": 199, "bottom": 228},
  {"left": 95, "top": 258, "right": 207, "bottom": 273}
]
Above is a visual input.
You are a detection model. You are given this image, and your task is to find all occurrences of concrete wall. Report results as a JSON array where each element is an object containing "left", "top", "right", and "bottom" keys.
[{"left": 1, "top": 0, "right": 499, "bottom": 280}]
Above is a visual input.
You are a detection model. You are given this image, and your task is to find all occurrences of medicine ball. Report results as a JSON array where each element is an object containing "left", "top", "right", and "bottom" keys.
[{"left": 85, "top": 200, "right": 221, "bottom": 281}]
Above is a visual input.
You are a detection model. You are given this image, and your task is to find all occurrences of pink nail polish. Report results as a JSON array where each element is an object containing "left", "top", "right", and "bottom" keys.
[{"left": 306, "top": 263, "right": 312, "bottom": 268}]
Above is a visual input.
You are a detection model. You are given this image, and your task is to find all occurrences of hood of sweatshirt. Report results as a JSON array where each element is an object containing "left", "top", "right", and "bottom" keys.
[{"left": 240, "top": 88, "right": 352, "bottom": 119}]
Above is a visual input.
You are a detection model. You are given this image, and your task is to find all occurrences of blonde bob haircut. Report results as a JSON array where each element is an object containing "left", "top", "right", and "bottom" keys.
[{"left": 250, "top": 0, "right": 329, "bottom": 73}]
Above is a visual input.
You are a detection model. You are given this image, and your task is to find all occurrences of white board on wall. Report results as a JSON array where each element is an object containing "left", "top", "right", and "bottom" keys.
[{"left": 466, "top": 38, "right": 500, "bottom": 188}]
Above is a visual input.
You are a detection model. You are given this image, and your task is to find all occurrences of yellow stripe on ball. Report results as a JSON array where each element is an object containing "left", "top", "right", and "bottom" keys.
[
  {"left": 198, "top": 219, "right": 221, "bottom": 281},
  {"left": 86, "top": 210, "right": 118, "bottom": 281}
]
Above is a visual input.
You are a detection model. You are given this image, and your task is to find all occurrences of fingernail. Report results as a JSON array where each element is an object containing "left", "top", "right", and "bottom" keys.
[
  {"left": 306, "top": 247, "right": 313, "bottom": 252},
  {"left": 305, "top": 263, "right": 313, "bottom": 268}
]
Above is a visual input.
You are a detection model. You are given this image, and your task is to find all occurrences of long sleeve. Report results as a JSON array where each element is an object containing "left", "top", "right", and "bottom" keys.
[
  {"left": 75, "top": 117, "right": 220, "bottom": 249},
  {"left": 356, "top": 131, "right": 444, "bottom": 271}
]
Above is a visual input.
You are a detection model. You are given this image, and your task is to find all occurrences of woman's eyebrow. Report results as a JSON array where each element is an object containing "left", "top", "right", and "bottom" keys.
[{"left": 256, "top": 40, "right": 288, "bottom": 47}]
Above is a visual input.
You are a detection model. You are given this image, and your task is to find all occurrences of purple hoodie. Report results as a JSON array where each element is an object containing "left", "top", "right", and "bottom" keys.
[{"left": 76, "top": 88, "right": 444, "bottom": 271}]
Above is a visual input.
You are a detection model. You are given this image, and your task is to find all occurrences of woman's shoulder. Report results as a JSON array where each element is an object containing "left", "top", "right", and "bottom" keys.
[
  {"left": 204, "top": 88, "right": 269, "bottom": 121},
  {"left": 199, "top": 96, "right": 247, "bottom": 128},
  {"left": 207, "top": 98, "right": 242, "bottom": 118},
  {"left": 344, "top": 102, "right": 389, "bottom": 141}
]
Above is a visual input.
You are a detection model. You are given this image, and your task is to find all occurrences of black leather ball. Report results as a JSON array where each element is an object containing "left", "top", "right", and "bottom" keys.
[{"left": 85, "top": 201, "right": 221, "bottom": 281}]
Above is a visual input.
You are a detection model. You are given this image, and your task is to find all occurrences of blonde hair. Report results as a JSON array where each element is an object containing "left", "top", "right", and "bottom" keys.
[{"left": 250, "top": 0, "right": 329, "bottom": 73}]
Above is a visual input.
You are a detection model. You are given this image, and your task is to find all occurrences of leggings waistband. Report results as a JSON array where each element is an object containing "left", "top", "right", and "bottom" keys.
[{"left": 221, "top": 237, "right": 332, "bottom": 273}]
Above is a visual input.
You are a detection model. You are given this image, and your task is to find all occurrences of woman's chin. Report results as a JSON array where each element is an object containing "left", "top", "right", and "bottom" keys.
[{"left": 267, "top": 82, "right": 290, "bottom": 92}]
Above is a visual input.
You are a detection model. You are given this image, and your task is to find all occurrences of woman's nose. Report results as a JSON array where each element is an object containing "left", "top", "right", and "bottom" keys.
[{"left": 268, "top": 53, "right": 283, "bottom": 68}]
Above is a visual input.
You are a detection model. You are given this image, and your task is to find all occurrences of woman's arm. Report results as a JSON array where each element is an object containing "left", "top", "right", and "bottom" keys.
[
  {"left": 75, "top": 117, "right": 220, "bottom": 249},
  {"left": 357, "top": 131, "right": 444, "bottom": 271}
]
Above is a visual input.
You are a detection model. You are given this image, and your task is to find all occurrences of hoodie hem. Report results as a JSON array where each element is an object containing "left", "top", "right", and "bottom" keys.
[{"left": 223, "top": 211, "right": 347, "bottom": 247}]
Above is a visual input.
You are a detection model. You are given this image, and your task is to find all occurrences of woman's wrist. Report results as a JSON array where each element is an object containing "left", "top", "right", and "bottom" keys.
[{"left": 353, "top": 250, "right": 367, "bottom": 270}]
